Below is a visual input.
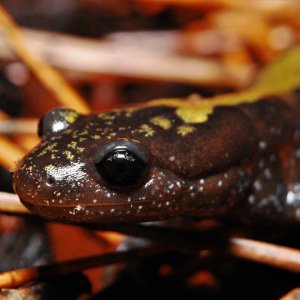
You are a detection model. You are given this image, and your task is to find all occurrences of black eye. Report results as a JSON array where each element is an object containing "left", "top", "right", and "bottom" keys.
[
  {"left": 38, "top": 108, "right": 80, "bottom": 139},
  {"left": 95, "top": 141, "right": 149, "bottom": 188}
]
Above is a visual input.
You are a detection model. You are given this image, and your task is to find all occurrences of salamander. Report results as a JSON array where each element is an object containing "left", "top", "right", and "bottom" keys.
[{"left": 13, "top": 45, "right": 300, "bottom": 225}]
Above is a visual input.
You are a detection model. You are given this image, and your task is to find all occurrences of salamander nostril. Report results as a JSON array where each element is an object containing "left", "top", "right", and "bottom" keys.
[{"left": 45, "top": 175, "right": 55, "bottom": 187}]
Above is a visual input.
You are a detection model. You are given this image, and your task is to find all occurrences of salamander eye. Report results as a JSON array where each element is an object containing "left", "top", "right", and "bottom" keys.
[
  {"left": 95, "top": 140, "right": 149, "bottom": 188},
  {"left": 38, "top": 108, "right": 80, "bottom": 139}
]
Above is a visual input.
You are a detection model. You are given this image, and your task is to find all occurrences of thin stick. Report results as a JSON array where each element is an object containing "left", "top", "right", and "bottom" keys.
[
  {"left": 0, "top": 192, "right": 31, "bottom": 215},
  {"left": 0, "top": 29, "right": 250, "bottom": 88},
  {"left": 230, "top": 237, "right": 300, "bottom": 273},
  {"left": 0, "top": 136, "right": 25, "bottom": 169},
  {"left": 0, "top": 119, "right": 37, "bottom": 135},
  {"left": 95, "top": 224, "right": 300, "bottom": 273},
  {"left": 0, "top": 246, "right": 167, "bottom": 289},
  {"left": 280, "top": 288, "right": 300, "bottom": 300},
  {"left": 0, "top": 5, "right": 90, "bottom": 114},
  {"left": 134, "top": 0, "right": 300, "bottom": 14},
  {"left": 93, "top": 223, "right": 227, "bottom": 250},
  {"left": 0, "top": 220, "right": 299, "bottom": 289}
]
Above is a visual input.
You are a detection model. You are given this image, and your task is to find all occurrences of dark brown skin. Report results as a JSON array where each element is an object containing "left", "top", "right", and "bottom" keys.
[{"left": 13, "top": 95, "right": 300, "bottom": 225}]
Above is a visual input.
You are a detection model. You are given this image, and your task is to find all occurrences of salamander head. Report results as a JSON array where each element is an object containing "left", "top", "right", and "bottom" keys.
[{"left": 13, "top": 107, "right": 188, "bottom": 224}]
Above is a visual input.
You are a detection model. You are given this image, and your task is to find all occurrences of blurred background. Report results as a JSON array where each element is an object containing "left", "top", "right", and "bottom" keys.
[{"left": 0, "top": 1, "right": 299, "bottom": 299}]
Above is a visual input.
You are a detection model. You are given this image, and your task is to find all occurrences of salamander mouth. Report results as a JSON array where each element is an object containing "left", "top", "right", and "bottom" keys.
[{"left": 20, "top": 197, "right": 177, "bottom": 224}]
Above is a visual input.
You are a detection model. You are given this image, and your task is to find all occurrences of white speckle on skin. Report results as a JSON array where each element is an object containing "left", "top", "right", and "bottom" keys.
[
  {"left": 218, "top": 180, "right": 223, "bottom": 187},
  {"left": 287, "top": 191, "right": 295, "bottom": 205},
  {"left": 93, "top": 199, "right": 98, "bottom": 203},
  {"left": 166, "top": 201, "right": 170, "bottom": 206},
  {"left": 248, "top": 195, "right": 255, "bottom": 204},
  {"left": 168, "top": 183, "right": 174, "bottom": 189},
  {"left": 286, "top": 184, "right": 300, "bottom": 206},
  {"left": 110, "top": 208, "right": 115, "bottom": 213},
  {"left": 199, "top": 179, "right": 205, "bottom": 184},
  {"left": 169, "top": 156, "right": 175, "bottom": 161},
  {"left": 259, "top": 141, "right": 267, "bottom": 150},
  {"left": 69, "top": 204, "right": 84, "bottom": 215},
  {"left": 145, "top": 178, "right": 154, "bottom": 188},
  {"left": 264, "top": 168, "right": 272, "bottom": 180},
  {"left": 254, "top": 180, "right": 262, "bottom": 192}
]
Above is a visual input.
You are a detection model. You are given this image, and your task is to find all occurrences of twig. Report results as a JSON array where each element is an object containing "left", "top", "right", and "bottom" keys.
[
  {"left": 0, "top": 5, "right": 90, "bottom": 113},
  {"left": 0, "top": 111, "right": 39, "bottom": 155},
  {"left": 0, "top": 192, "right": 31, "bottom": 215},
  {"left": 0, "top": 137, "right": 25, "bottom": 170},
  {"left": 0, "top": 112, "right": 29, "bottom": 169},
  {"left": 0, "top": 219, "right": 299, "bottom": 289},
  {"left": 280, "top": 288, "right": 300, "bottom": 300},
  {"left": 0, "top": 246, "right": 167, "bottom": 289},
  {"left": 95, "top": 223, "right": 300, "bottom": 273},
  {"left": 0, "top": 119, "right": 37, "bottom": 135},
  {"left": 0, "top": 28, "right": 251, "bottom": 88},
  {"left": 230, "top": 237, "right": 300, "bottom": 274},
  {"left": 134, "top": 0, "right": 300, "bottom": 15}
]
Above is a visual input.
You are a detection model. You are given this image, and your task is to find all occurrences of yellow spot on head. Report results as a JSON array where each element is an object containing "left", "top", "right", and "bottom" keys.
[
  {"left": 37, "top": 142, "right": 58, "bottom": 157},
  {"left": 146, "top": 98, "right": 215, "bottom": 123},
  {"left": 177, "top": 125, "right": 195, "bottom": 136},
  {"left": 139, "top": 124, "right": 154, "bottom": 137},
  {"left": 124, "top": 107, "right": 137, "bottom": 118},
  {"left": 63, "top": 151, "right": 74, "bottom": 160},
  {"left": 97, "top": 113, "right": 115, "bottom": 121},
  {"left": 107, "top": 132, "right": 117, "bottom": 140},
  {"left": 60, "top": 110, "right": 79, "bottom": 124},
  {"left": 67, "top": 141, "right": 77, "bottom": 149},
  {"left": 45, "top": 164, "right": 55, "bottom": 172},
  {"left": 176, "top": 103, "right": 214, "bottom": 123},
  {"left": 91, "top": 135, "right": 101, "bottom": 140},
  {"left": 150, "top": 116, "right": 172, "bottom": 130}
]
